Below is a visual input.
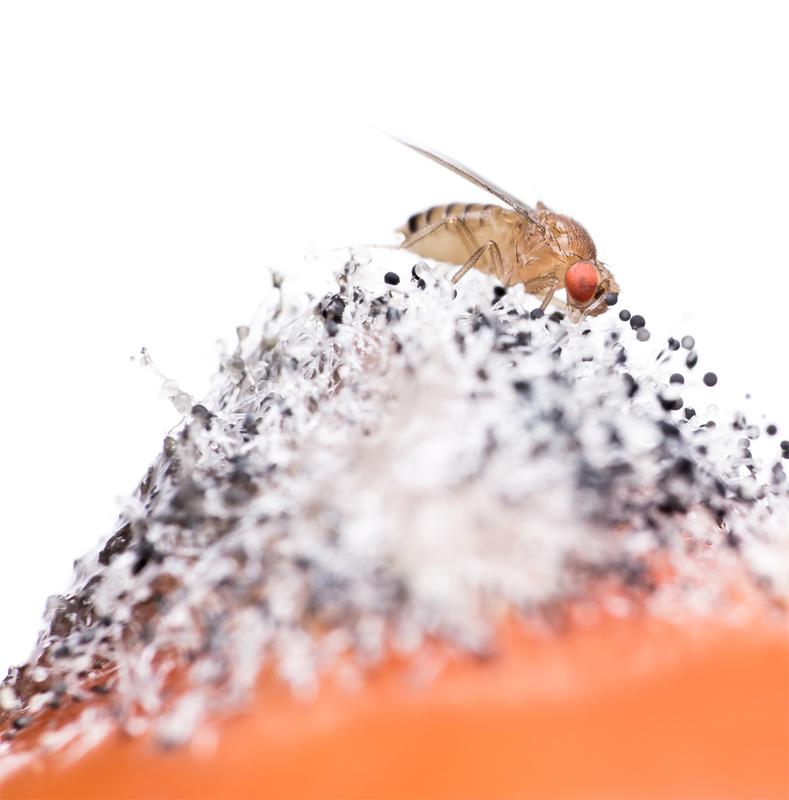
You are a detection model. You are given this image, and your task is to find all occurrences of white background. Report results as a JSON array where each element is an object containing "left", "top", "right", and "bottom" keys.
[{"left": 1, "top": 2, "right": 787, "bottom": 670}]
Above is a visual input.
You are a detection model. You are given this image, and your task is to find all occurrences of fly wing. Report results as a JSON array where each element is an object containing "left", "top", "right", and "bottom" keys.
[{"left": 394, "top": 138, "right": 542, "bottom": 227}]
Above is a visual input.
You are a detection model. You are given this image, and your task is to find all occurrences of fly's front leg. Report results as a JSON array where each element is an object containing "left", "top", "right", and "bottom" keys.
[
  {"left": 539, "top": 282, "right": 560, "bottom": 311},
  {"left": 451, "top": 241, "right": 505, "bottom": 285},
  {"left": 522, "top": 274, "right": 560, "bottom": 310}
]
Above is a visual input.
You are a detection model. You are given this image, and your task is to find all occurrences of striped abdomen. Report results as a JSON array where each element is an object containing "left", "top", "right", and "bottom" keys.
[{"left": 397, "top": 203, "right": 520, "bottom": 274}]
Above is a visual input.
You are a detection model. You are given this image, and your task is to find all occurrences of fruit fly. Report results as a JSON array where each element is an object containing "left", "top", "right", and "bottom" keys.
[{"left": 396, "top": 141, "right": 619, "bottom": 316}]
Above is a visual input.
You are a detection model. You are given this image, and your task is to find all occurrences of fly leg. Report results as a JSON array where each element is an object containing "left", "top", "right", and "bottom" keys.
[
  {"left": 400, "top": 216, "right": 480, "bottom": 258},
  {"left": 539, "top": 282, "right": 559, "bottom": 311},
  {"left": 451, "top": 241, "right": 505, "bottom": 285},
  {"left": 401, "top": 218, "right": 508, "bottom": 286},
  {"left": 523, "top": 274, "right": 561, "bottom": 310}
]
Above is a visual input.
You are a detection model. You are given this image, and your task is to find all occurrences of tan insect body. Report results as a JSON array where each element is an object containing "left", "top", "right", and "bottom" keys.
[{"left": 396, "top": 141, "right": 619, "bottom": 315}]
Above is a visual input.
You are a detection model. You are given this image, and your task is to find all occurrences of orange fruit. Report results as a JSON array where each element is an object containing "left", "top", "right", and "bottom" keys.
[{"left": 2, "top": 612, "right": 787, "bottom": 800}]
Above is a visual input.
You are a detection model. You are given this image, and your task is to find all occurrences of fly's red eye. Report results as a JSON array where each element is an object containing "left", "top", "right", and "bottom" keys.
[{"left": 565, "top": 260, "right": 599, "bottom": 304}]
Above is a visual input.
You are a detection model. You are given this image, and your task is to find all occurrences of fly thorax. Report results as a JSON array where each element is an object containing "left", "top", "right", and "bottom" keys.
[{"left": 542, "top": 212, "right": 597, "bottom": 263}]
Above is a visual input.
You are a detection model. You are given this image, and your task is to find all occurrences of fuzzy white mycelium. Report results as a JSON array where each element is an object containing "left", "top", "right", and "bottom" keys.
[{"left": 1, "top": 249, "right": 787, "bottom": 752}]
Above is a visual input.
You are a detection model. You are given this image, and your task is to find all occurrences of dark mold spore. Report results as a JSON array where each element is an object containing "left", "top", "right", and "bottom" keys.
[
  {"left": 131, "top": 539, "right": 162, "bottom": 577},
  {"left": 659, "top": 395, "right": 683, "bottom": 412},
  {"left": 319, "top": 294, "right": 347, "bottom": 337},
  {"left": 629, "top": 315, "right": 646, "bottom": 330},
  {"left": 98, "top": 522, "right": 133, "bottom": 566}
]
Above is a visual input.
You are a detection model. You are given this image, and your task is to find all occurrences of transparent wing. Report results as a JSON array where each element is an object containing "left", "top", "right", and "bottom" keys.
[{"left": 394, "top": 137, "right": 541, "bottom": 226}]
